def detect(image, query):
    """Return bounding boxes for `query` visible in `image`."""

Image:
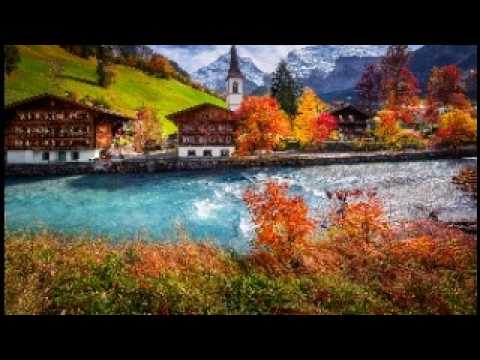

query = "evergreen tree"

[96,45,116,88]
[4,45,20,75]
[271,60,301,127]
[96,60,115,88]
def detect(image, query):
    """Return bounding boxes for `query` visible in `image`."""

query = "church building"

[167,45,244,158]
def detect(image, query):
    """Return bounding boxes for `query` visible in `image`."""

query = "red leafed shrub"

[243,181,316,269]
[323,190,477,314]
[310,113,337,145]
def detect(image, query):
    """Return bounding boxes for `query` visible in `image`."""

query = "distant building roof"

[5,93,134,121]
[330,102,369,118]
[166,103,233,123]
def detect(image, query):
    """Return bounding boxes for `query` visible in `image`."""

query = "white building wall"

[226,77,243,111]
[178,146,235,158]
[7,150,34,164]
[6,149,102,164]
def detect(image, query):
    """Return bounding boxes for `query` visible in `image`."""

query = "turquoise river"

[5,159,477,252]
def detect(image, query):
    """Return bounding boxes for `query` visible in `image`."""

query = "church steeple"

[227,45,243,80]
[226,45,244,111]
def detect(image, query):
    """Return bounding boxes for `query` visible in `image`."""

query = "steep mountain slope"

[304,56,380,94]
[5,45,226,135]
[192,53,266,95]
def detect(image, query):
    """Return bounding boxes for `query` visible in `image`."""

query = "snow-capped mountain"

[285,45,392,79]
[192,53,266,95]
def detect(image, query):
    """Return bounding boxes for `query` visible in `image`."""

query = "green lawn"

[5,45,226,136]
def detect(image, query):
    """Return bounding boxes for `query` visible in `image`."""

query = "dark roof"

[330,103,369,118]
[226,45,244,80]
[165,103,232,122]
[5,93,134,121]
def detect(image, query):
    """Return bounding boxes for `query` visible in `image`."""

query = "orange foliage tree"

[234,96,291,155]
[384,68,420,124]
[373,110,401,144]
[380,46,420,124]
[148,54,176,78]
[425,65,472,124]
[435,109,477,149]
[134,107,163,152]
[329,190,390,244]
[243,181,316,267]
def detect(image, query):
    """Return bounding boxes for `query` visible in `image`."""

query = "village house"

[166,45,243,158]
[4,94,133,163]
[329,102,370,140]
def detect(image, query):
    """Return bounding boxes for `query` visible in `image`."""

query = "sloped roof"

[166,103,232,122]
[330,103,369,118]
[5,93,134,121]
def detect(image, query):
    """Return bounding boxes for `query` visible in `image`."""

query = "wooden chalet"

[4,94,134,163]
[166,103,237,158]
[330,103,370,140]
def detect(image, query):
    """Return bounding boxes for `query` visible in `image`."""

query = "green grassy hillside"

[5,45,226,136]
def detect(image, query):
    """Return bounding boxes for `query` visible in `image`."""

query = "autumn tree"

[373,110,401,145]
[135,107,163,152]
[293,87,329,145]
[4,45,20,75]
[425,65,472,124]
[380,45,420,123]
[310,113,337,146]
[271,60,301,127]
[148,54,176,78]
[356,63,383,116]
[234,96,291,155]
[243,181,315,267]
[435,109,477,149]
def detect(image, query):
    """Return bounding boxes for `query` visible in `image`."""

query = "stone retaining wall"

[5,148,477,177]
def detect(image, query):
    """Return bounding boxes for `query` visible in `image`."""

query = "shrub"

[243,181,316,269]
[434,109,477,149]
[390,129,427,150]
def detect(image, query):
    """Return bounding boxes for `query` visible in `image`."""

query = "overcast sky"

[150,45,423,74]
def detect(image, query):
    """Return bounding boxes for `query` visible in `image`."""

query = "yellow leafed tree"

[293,87,329,145]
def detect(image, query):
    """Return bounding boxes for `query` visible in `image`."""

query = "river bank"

[4,146,477,177]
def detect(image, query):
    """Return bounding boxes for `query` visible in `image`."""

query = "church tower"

[226,45,244,111]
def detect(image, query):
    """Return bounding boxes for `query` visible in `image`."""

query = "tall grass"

[5,218,476,315]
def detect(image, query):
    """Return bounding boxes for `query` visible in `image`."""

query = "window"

[187,150,196,157]
[203,150,212,157]
[220,149,229,157]
[58,151,67,162]
[42,152,50,161]
[232,81,239,94]
[71,151,80,161]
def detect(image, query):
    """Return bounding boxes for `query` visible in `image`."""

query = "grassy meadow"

[4,45,226,136]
